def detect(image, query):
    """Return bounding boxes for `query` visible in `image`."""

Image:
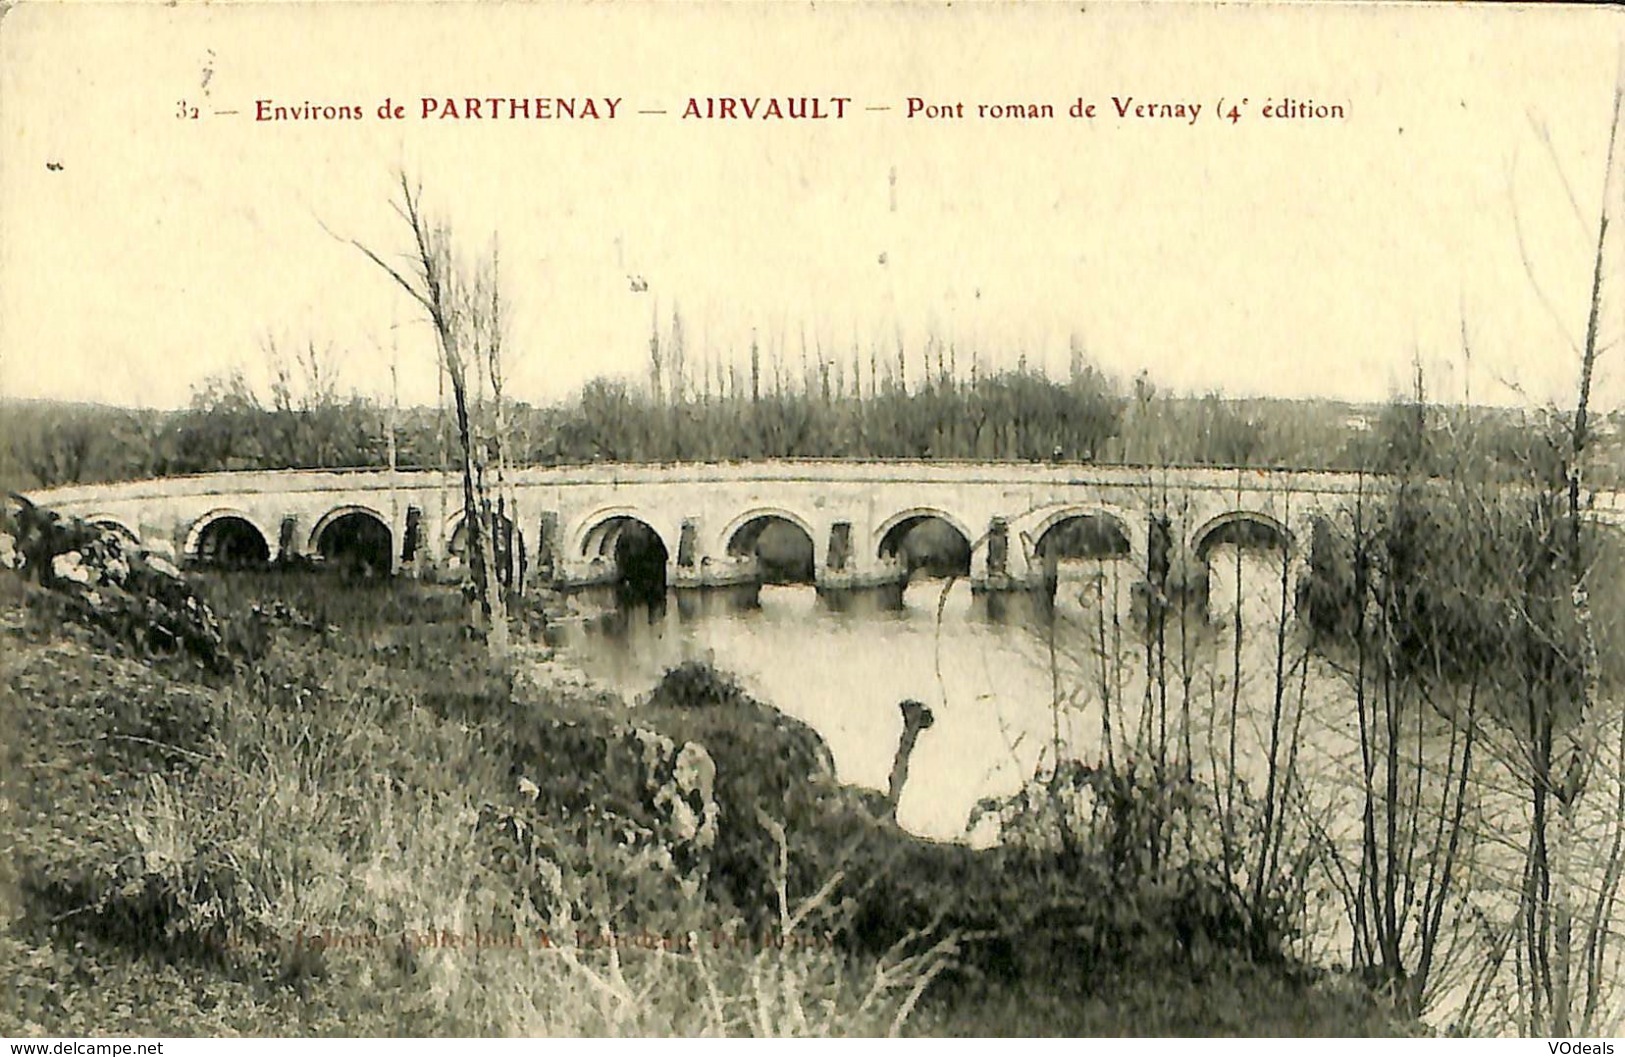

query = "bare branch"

[1507,155,1584,358]
[1528,109,1590,231]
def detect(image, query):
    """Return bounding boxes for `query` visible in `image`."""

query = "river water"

[550,578,1065,841]
[547,554,1311,843]
[545,554,1625,1032]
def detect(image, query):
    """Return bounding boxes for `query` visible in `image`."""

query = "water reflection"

[548,579,1075,842]
[547,554,1448,850]
[548,559,1304,842]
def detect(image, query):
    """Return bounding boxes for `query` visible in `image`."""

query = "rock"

[5,494,231,674]
[51,550,94,585]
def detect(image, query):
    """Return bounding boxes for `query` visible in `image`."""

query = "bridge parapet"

[25,463,1623,616]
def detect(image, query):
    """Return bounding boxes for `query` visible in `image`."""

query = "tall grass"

[2,569,956,1036]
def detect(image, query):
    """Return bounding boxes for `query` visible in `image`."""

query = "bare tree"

[1329,78,1622,1030]
[344,173,511,659]
[1521,72,1623,1036]
[264,336,345,468]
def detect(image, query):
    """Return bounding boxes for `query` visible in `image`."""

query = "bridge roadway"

[23,461,1625,597]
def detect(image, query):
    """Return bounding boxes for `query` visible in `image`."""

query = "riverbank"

[0,535,1417,1035]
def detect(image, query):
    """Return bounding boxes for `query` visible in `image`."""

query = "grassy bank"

[0,562,1415,1036]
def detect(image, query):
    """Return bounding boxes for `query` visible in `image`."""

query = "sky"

[1,2,1622,412]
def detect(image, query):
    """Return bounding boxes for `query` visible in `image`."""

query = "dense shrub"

[968,760,1304,978]
[1298,480,1620,710]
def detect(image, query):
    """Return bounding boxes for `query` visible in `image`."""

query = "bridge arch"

[718,507,817,556]
[573,507,674,561]
[1191,510,1293,560]
[1013,507,1140,612]
[87,515,141,545]
[309,505,394,576]
[574,508,672,599]
[875,507,975,577]
[444,509,526,563]
[185,508,274,567]
[1192,510,1296,623]
[1030,508,1135,562]
[720,508,818,584]
[443,508,528,592]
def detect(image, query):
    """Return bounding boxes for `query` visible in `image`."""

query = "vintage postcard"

[2,0,1624,1042]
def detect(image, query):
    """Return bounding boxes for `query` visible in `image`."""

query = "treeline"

[2,355,1615,493]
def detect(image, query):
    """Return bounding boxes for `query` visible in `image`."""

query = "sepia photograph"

[2,0,1624,1041]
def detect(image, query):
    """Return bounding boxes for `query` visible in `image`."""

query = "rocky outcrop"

[3,495,230,674]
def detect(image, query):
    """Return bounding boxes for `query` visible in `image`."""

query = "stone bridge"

[23,461,1625,606]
